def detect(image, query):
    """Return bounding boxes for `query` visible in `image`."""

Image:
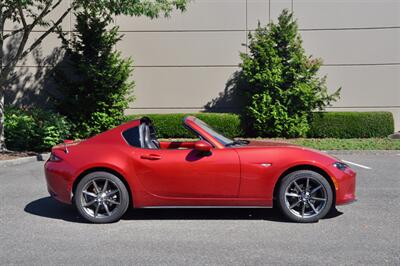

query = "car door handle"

[140,154,162,160]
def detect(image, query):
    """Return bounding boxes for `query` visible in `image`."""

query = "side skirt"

[139,206,273,209]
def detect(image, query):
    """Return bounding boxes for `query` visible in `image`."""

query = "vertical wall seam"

[245,0,248,54]
[268,0,271,23]
[114,15,118,51]
[69,0,72,43]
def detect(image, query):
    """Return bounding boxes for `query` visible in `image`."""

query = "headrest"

[140,116,152,125]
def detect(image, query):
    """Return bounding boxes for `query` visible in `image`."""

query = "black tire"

[74,171,130,223]
[277,170,333,223]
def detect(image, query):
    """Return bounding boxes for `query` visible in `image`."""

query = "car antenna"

[63,140,69,154]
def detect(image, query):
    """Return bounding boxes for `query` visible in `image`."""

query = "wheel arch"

[272,164,336,207]
[72,167,134,208]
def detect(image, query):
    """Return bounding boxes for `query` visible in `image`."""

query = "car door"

[132,147,240,198]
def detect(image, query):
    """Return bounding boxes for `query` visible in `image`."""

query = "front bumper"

[44,160,73,204]
[332,166,357,206]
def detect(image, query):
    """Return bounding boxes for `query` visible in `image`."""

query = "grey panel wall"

[5,0,400,130]
[293,0,400,130]
[4,0,72,108]
[120,0,293,114]
[118,0,399,130]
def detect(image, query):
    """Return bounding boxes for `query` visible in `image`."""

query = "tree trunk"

[0,16,5,152]
[0,66,14,152]
[0,87,5,151]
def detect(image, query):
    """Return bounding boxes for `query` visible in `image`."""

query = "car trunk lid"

[52,139,84,153]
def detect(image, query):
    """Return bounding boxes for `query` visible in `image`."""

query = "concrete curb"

[325,150,400,155]
[0,153,50,167]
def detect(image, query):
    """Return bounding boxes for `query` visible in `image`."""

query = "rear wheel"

[277,170,333,223]
[74,171,129,223]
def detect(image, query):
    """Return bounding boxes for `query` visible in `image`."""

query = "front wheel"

[74,171,130,223]
[277,170,333,223]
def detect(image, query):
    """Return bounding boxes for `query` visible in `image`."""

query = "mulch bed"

[0,151,38,161]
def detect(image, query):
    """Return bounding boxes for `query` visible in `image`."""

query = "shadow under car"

[24,197,342,224]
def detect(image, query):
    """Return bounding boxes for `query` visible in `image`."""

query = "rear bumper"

[44,161,73,204]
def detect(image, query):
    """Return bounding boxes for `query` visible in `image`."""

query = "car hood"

[243,140,339,164]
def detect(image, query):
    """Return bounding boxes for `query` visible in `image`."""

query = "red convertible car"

[44,116,356,223]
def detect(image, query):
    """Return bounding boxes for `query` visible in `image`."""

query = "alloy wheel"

[284,176,328,219]
[80,178,122,218]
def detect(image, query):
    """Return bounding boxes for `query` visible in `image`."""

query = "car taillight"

[49,153,62,162]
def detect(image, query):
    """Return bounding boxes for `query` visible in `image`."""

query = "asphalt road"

[1,151,399,265]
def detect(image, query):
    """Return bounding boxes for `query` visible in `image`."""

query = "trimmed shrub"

[4,107,71,151]
[125,112,394,139]
[125,113,243,138]
[309,112,394,138]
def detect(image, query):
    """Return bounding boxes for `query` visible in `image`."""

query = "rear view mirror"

[194,140,212,152]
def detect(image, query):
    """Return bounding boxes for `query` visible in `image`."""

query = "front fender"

[236,146,339,200]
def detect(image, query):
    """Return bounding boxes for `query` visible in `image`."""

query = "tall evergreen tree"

[52,11,134,138]
[240,9,340,137]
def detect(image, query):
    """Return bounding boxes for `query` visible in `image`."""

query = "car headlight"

[333,162,348,171]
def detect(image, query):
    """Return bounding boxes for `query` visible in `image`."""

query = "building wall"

[117,0,400,131]
[5,0,400,130]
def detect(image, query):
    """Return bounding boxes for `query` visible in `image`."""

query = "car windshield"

[192,118,234,146]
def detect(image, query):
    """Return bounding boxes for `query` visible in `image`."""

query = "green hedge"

[125,113,244,138]
[308,112,394,138]
[126,112,394,139]
[3,110,393,152]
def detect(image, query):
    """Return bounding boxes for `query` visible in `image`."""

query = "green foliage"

[239,9,340,137]
[272,138,400,150]
[124,112,393,139]
[4,107,71,151]
[1,1,55,25]
[309,112,394,138]
[124,113,244,138]
[52,11,134,138]
[76,0,187,18]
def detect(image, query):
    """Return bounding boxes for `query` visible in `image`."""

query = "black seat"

[139,123,159,149]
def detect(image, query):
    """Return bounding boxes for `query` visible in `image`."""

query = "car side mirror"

[194,140,212,152]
